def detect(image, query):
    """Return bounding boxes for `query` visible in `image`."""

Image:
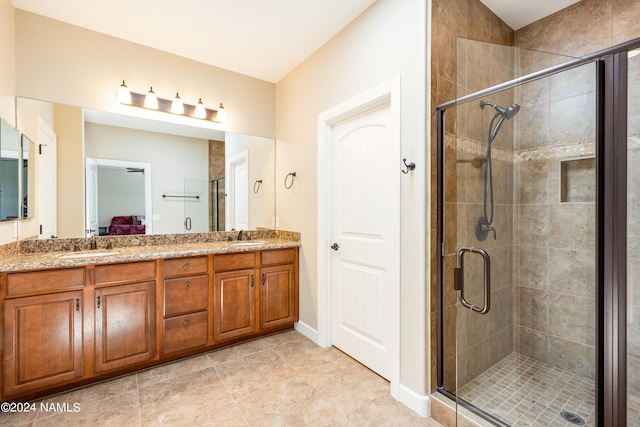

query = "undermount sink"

[229,241,266,246]
[57,251,119,259]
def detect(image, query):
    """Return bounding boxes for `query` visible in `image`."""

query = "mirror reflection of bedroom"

[84,120,222,237]
[82,112,275,237]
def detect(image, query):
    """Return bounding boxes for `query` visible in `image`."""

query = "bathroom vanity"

[0,232,299,402]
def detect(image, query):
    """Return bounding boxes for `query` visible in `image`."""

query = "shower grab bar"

[454,246,491,314]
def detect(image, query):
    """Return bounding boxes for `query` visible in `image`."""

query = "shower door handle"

[454,246,491,314]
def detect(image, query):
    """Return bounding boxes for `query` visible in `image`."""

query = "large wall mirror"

[16,97,276,239]
[0,117,20,221]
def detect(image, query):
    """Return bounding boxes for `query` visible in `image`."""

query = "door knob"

[331,243,340,251]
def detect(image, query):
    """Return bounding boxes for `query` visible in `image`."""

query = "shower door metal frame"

[436,36,640,427]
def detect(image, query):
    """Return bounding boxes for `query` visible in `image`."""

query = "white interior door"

[85,157,98,237]
[226,151,249,230]
[37,116,57,239]
[330,99,399,380]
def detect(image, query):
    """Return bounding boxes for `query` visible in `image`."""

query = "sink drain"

[560,411,586,425]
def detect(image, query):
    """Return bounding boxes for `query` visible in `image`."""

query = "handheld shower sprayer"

[475,100,521,241]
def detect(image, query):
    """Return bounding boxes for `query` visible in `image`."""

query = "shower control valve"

[475,217,497,241]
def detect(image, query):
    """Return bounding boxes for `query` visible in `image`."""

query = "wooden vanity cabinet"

[162,256,210,355]
[260,249,298,330]
[0,246,298,402]
[2,268,85,399]
[93,261,157,373]
[213,252,258,342]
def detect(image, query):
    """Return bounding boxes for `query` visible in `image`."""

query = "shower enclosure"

[436,36,640,426]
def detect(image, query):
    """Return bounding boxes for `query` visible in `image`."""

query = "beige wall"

[275,0,429,400]
[14,11,275,139]
[0,0,16,243]
[0,5,276,245]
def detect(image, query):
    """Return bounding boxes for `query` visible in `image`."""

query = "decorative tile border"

[450,133,640,164]
[514,140,595,162]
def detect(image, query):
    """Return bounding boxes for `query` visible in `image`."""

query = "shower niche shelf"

[560,157,595,203]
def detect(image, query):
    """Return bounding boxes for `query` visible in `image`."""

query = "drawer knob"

[184,320,190,326]
[185,282,191,288]
[183,263,189,270]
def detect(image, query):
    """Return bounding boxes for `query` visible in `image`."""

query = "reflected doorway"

[85,157,152,236]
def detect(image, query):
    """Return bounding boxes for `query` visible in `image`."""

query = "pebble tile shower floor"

[457,352,640,427]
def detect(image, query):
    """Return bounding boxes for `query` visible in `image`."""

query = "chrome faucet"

[237,230,246,241]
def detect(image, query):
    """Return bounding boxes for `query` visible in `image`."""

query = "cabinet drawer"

[94,261,156,285]
[163,311,208,354]
[164,275,209,316]
[164,256,208,278]
[213,252,256,272]
[261,248,296,266]
[6,268,85,297]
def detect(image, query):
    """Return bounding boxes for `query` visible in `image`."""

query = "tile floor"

[0,330,442,427]
[458,353,597,427]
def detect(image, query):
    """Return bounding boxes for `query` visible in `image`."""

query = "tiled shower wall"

[430,0,514,392]
[512,61,597,381]
[432,0,640,394]
[514,0,640,396]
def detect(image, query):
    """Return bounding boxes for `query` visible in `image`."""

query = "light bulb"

[144,87,158,109]
[194,98,206,119]
[216,103,228,123]
[116,80,131,104]
[171,93,184,114]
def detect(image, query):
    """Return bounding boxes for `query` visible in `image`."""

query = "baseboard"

[294,321,319,344]
[399,384,431,418]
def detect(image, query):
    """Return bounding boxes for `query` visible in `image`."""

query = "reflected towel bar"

[162,194,200,200]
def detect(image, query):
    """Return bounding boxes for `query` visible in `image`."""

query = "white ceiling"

[12,0,580,84]
[479,0,581,30]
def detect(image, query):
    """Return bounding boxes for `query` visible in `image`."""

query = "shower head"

[480,100,521,120]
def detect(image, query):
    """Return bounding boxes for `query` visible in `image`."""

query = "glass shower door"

[450,39,598,426]
[183,177,209,233]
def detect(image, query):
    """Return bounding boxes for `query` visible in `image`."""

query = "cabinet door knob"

[184,282,191,288]
[184,320,190,326]
[183,263,189,270]
[75,298,80,311]
[331,243,340,251]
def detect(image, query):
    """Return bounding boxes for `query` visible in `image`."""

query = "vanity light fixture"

[116,82,227,122]
[116,80,132,105]
[216,103,228,123]
[171,93,184,115]
[194,98,206,119]
[144,87,158,109]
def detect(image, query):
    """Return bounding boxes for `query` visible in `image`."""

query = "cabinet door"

[213,269,256,342]
[95,282,156,372]
[3,291,83,398]
[260,264,297,330]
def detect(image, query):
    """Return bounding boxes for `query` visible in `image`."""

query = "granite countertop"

[0,231,300,272]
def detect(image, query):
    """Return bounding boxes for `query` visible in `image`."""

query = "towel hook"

[284,172,296,189]
[402,158,416,174]
[253,179,263,194]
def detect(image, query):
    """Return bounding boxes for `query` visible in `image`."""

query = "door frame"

[317,76,401,398]
[226,150,249,231]
[36,115,56,239]
[85,157,153,235]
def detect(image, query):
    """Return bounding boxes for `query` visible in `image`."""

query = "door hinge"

[39,224,43,234]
